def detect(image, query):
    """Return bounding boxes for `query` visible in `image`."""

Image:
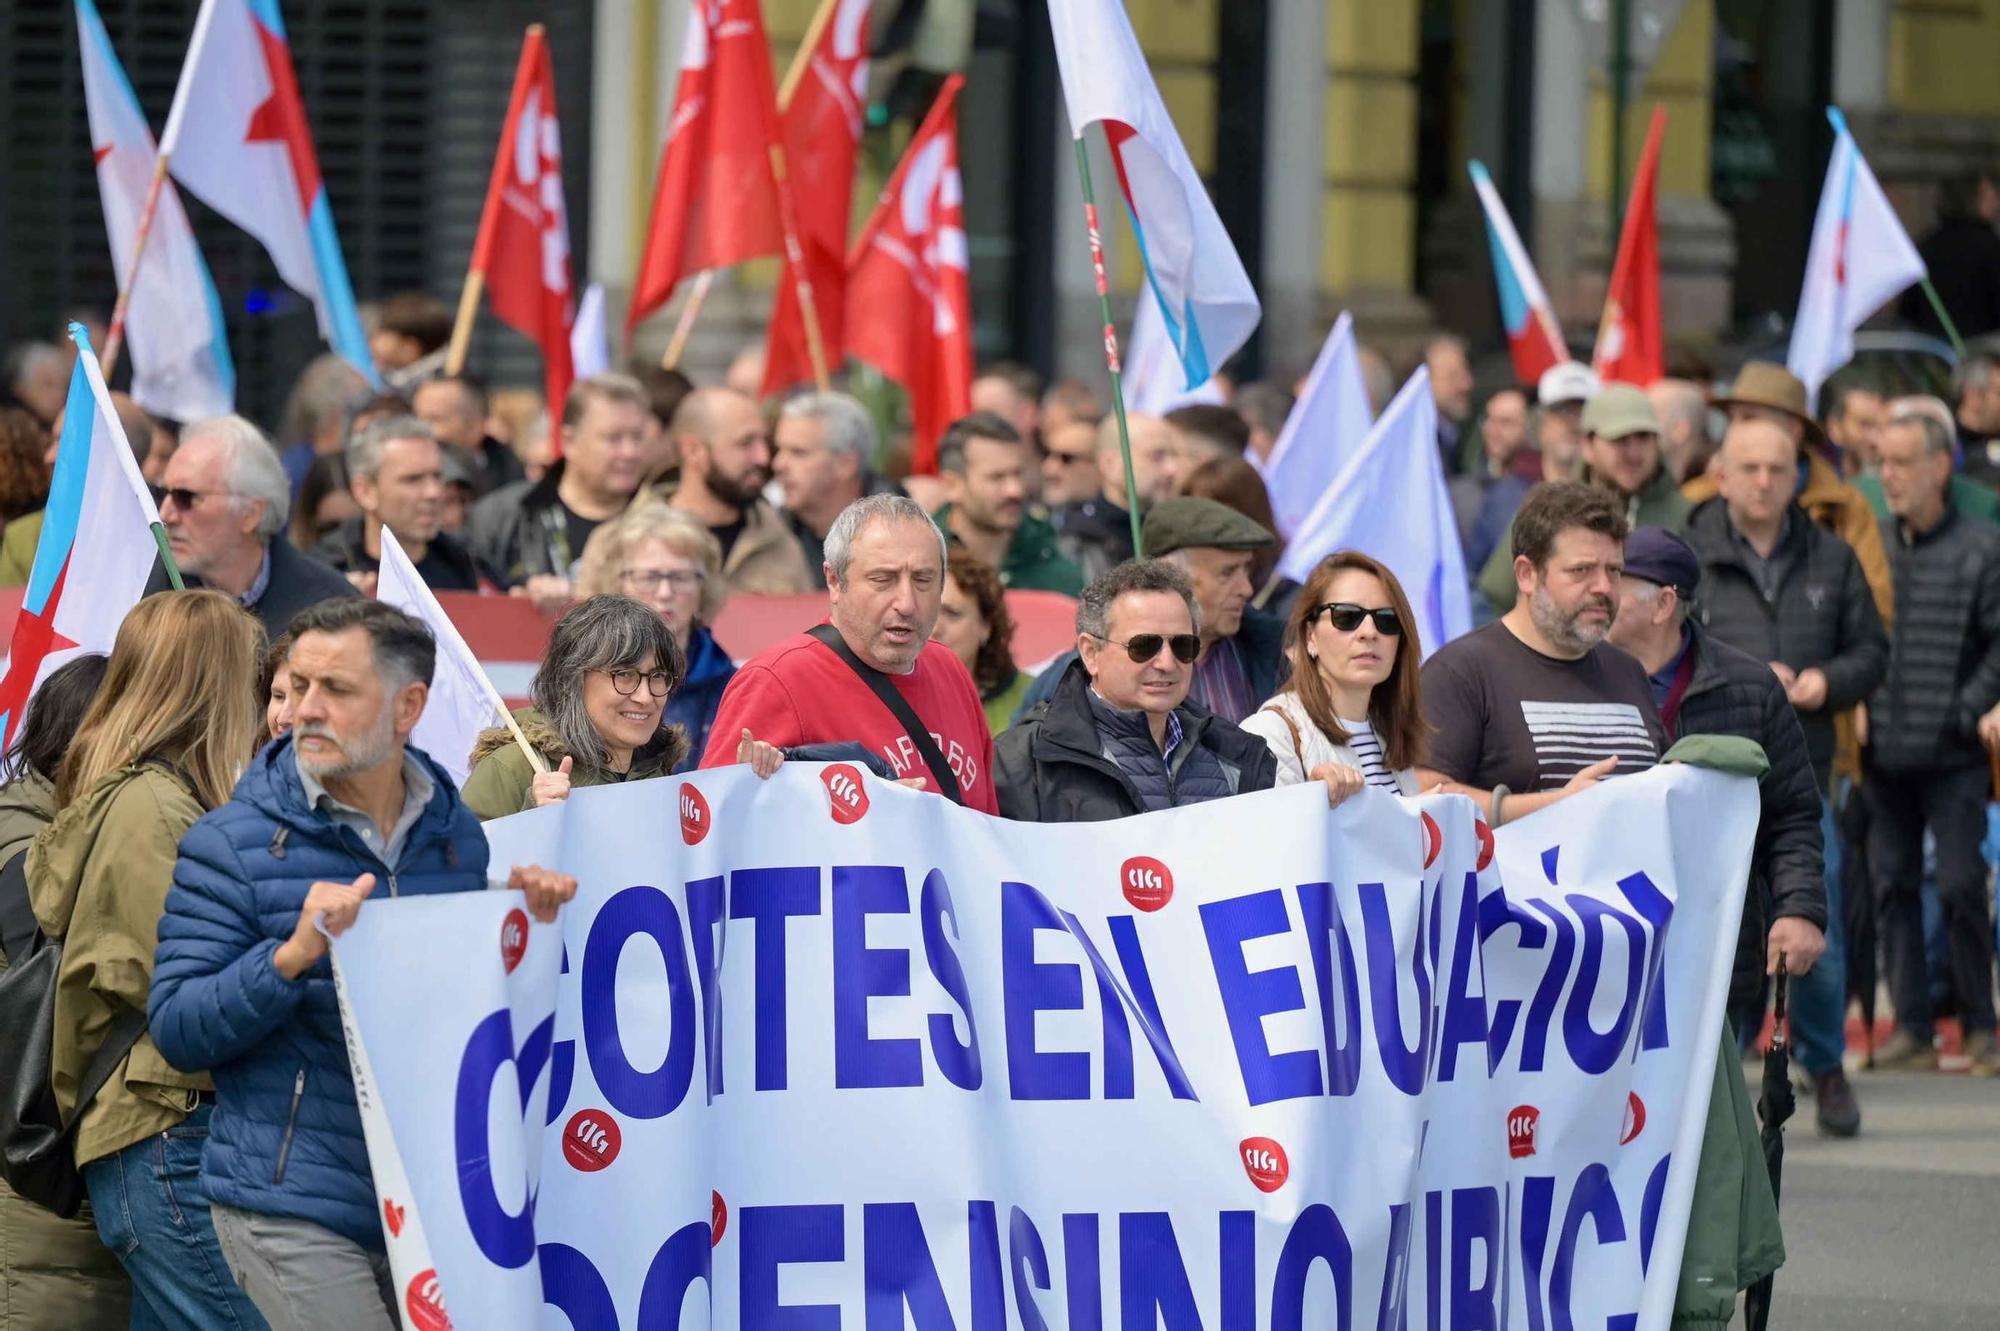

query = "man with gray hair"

[151,413,354,633]
[771,389,901,588]
[315,414,488,593]
[698,494,998,811]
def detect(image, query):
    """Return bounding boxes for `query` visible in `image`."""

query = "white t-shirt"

[1238,692,1419,796]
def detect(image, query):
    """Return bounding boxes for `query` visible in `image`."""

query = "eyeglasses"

[162,487,233,511]
[1098,633,1200,664]
[1045,450,1094,467]
[621,568,704,594]
[597,668,675,697]
[1312,603,1403,635]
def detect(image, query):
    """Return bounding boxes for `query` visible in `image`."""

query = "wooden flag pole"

[443,270,485,377]
[99,154,173,382]
[768,139,833,390]
[1071,133,1145,558]
[662,0,839,379]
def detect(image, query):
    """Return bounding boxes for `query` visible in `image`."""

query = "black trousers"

[1865,763,1998,1036]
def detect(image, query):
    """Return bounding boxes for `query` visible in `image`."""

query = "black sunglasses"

[1312,602,1403,635]
[1101,633,1201,664]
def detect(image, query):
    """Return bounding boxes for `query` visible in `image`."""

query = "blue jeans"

[1790,794,1850,1076]
[82,1102,267,1331]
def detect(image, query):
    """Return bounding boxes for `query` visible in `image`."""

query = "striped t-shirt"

[1338,718,1403,791]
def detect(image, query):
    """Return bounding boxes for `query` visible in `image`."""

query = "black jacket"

[1683,498,1887,788]
[311,518,489,592]
[1900,218,2000,342]
[1869,506,2000,773]
[1668,621,1827,1014]
[1048,497,1136,586]
[1008,605,1289,728]
[995,661,1278,822]
[145,538,356,638]
[466,459,592,586]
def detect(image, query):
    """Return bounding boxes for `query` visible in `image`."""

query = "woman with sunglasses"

[1241,551,1428,803]
[463,595,691,819]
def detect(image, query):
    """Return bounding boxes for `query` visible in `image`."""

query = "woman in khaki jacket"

[28,591,267,1329]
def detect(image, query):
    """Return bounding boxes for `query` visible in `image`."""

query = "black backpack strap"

[68,1007,147,1129]
[806,624,965,805]
[0,850,40,968]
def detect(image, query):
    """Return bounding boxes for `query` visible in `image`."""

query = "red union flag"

[844,76,971,475]
[762,0,872,395]
[628,0,787,334]
[1593,104,1665,386]
[470,26,574,428]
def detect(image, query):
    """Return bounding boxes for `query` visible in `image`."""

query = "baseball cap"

[1623,525,1701,598]
[1538,361,1601,408]
[1581,383,1660,440]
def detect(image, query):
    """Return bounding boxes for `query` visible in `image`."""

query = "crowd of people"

[3,273,2000,1328]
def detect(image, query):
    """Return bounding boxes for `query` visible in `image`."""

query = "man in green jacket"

[1480,384,1692,610]
[934,411,1084,595]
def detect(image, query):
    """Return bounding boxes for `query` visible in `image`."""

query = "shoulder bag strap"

[67,1007,148,1130]
[1260,703,1308,770]
[807,624,965,805]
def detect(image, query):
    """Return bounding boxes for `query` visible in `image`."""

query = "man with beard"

[934,412,1082,594]
[1418,482,1666,823]
[666,385,812,595]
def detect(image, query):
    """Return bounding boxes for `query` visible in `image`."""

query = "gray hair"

[822,494,946,586]
[1075,558,1200,640]
[778,391,877,467]
[1953,349,2000,402]
[1625,576,1689,625]
[345,414,436,482]
[533,595,687,771]
[185,413,291,538]
[1886,399,1955,456]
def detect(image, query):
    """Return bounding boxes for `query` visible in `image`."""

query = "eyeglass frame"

[593,666,677,698]
[1091,632,1201,665]
[1308,602,1403,636]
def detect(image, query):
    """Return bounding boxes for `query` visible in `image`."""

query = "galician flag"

[1470,160,1568,384]
[77,0,234,425]
[1788,108,1927,404]
[375,529,510,788]
[1253,311,1374,541]
[0,326,163,746]
[159,0,377,386]
[1124,289,1224,416]
[1049,0,1259,390]
[1277,366,1471,658]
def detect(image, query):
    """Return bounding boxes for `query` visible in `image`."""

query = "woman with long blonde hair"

[28,590,266,1329]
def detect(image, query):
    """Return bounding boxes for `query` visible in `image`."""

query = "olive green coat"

[461,708,690,821]
[27,763,210,1168]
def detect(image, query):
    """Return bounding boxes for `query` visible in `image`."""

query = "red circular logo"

[1421,811,1443,869]
[1239,1136,1290,1192]
[1474,817,1495,871]
[500,908,529,974]
[711,1190,728,1246]
[1621,1091,1647,1145]
[1120,856,1174,911]
[404,1269,452,1331]
[821,764,871,824]
[562,1108,622,1172]
[679,784,711,845]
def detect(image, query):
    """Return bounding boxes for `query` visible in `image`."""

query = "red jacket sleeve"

[697,665,807,767]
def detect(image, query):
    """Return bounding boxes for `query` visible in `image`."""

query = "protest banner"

[332,760,1754,1330]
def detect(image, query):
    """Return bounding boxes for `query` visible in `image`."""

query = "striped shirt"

[1338,718,1402,791]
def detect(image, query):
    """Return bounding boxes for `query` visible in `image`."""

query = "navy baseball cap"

[1623,525,1700,597]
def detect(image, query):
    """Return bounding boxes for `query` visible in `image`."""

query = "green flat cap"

[1141,497,1275,557]
[1581,383,1660,440]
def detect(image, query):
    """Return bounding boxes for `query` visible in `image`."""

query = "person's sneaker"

[1964,1030,2000,1078]
[1872,1028,1939,1071]
[1814,1070,1861,1136]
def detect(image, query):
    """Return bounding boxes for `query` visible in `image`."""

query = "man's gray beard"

[295,709,399,781]
[1529,586,1607,655]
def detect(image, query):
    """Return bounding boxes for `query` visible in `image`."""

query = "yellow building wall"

[1584,0,1713,203]
[1888,0,2000,116]
[1321,0,1421,292]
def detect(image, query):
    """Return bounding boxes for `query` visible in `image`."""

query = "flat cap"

[1140,497,1275,557]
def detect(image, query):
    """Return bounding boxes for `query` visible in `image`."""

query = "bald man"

[666,386,812,595]
[1047,412,1184,583]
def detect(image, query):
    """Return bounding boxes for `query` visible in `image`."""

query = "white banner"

[333,760,1755,1331]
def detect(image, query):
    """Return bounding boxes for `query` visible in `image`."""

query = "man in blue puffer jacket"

[149,598,575,1331]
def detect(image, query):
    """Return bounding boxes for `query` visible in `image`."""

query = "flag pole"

[1920,278,1967,357]
[777,0,840,107]
[661,270,713,369]
[1071,133,1145,558]
[768,140,833,390]
[149,524,185,590]
[443,270,484,376]
[98,154,173,382]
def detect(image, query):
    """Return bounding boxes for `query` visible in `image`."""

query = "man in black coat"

[1867,407,2000,1076]
[996,559,1282,822]
[1608,528,1843,1128]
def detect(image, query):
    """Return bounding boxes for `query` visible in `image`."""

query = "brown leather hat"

[1713,361,1826,448]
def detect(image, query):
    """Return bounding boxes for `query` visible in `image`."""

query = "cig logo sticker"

[1120,856,1173,911]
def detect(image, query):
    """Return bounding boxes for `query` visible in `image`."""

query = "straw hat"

[1713,361,1826,448]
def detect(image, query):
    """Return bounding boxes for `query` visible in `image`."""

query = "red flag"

[845,76,971,475]
[761,0,872,396]
[468,26,575,429]
[1593,105,1666,386]
[628,0,788,335]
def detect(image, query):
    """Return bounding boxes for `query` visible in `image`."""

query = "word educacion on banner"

[333,761,1756,1331]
